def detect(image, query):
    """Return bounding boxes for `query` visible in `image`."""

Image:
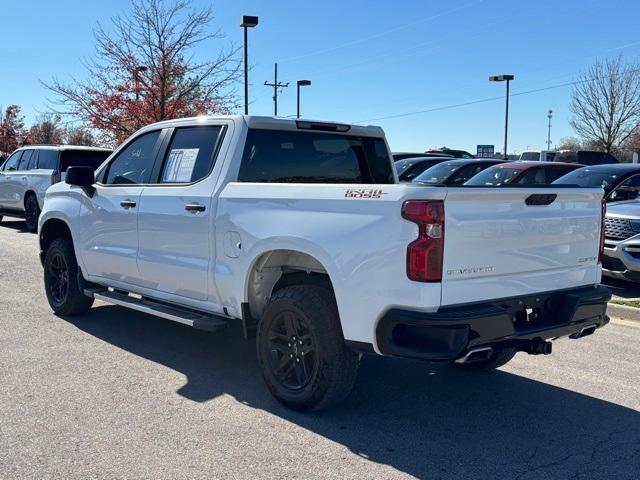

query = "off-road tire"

[257,285,360,411]
[454,347,518,371]
[24,194,40,233]
[44,237,94,315]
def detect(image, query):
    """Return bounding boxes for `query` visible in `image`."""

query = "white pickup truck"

[38,115,611,410]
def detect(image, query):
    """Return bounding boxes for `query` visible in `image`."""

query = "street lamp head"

[297,80,311,87]
[489,74,515,82]
[241,15,259,28]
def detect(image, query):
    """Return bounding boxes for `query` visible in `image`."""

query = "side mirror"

[66,166,95,197]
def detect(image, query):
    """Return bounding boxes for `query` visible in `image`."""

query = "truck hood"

[605,200,640,219]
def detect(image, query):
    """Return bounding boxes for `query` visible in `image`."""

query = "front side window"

[37,150,59,170]
[610,174,640,202]
[238,129,393,184]
[104,131,161,185]
[159,126,223,183]
[1,151,22,171]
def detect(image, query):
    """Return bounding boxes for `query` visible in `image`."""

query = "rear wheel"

[44,237,94,315]
[454,347,517,371]
[24,194,40,232]
[257,285,359,411]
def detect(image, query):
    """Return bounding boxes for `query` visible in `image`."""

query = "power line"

[279,0,485,64]
[354,68,640,124]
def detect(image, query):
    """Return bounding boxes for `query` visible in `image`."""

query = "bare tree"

[570,56,640,153]
[557,136,582,151]
[65,126,99,146]
[44,0,241,144]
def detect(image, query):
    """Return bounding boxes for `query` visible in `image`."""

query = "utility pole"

[264,63,289,116]
[547,109,553,150]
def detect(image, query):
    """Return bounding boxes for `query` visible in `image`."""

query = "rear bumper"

[376,285,611,361]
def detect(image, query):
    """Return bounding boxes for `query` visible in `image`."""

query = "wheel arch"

[244,249,337,322]
[39,218,73,266]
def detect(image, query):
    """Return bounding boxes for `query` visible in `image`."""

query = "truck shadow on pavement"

[66,305,640,479]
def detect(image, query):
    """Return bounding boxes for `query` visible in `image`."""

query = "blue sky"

[1,0,639,154]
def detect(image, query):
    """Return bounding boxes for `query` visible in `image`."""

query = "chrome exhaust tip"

[569,324,597,339]
[455,347,494,364]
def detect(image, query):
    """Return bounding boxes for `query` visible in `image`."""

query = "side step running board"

[85,288,228,332]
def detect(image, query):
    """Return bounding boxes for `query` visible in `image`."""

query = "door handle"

[185,203,206,213]
[120,199,137,209]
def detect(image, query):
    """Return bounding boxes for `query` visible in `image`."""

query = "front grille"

[605,217,635,240]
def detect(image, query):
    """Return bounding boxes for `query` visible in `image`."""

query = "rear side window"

[159,126,223,183]
[37,150,59,170]
[60,150,111,172]
[398,160,440,182]
[516,167,547,185]
[546,166,577,183]
[1,151,22,171]
[104,131,161,185]
[25,150,38,170]
[17,150,33,171]
[238,129,393,184]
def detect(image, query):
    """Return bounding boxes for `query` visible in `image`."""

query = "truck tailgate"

[440,187,603,306]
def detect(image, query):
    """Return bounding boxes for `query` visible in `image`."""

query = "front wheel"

[44,237,94,315]
[257,285,360,411]
[24,195,40,233]
[453,347,517,371]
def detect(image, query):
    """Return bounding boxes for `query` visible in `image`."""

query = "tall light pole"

[133,65,148,101]
[240,15,259,115]
[296,80,311,118]
[490,74,514,159]
[547,109,553,150]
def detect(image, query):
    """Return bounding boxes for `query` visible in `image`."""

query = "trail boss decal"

[344,188,387,199]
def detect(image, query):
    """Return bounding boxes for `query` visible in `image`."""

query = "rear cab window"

[238,129,393,184]
[60,150,112,172]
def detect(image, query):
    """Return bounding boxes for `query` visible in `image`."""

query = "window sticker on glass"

[163,148,199,182]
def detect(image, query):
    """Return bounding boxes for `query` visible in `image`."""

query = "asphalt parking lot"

[1,218,639,480]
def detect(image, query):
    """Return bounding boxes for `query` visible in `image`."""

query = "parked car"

[518,150,556,162]
[601,200,640,282]
[553,163,640,203]
[394,156,451,182]
[412,159,504,186]
[393,151,452,161]
[553,150,618,165]
[425,148,475,159]
[38,115,610,411]
[464,161,583,186]
[0,145,112,232]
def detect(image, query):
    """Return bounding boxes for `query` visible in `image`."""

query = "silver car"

[0,145,112,232]
[602,200,640,282]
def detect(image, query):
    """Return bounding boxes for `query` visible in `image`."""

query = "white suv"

[0,145,112,231]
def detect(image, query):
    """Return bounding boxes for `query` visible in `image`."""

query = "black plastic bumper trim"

[376,285,611,361]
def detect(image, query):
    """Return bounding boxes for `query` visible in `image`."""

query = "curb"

[608,303,640,323]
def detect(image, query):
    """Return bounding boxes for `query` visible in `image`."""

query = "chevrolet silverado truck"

[38,115,611,411]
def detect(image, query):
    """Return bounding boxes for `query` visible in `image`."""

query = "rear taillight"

[599,198,606,263]
[402,200,444,282]
[51,171,61,185]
